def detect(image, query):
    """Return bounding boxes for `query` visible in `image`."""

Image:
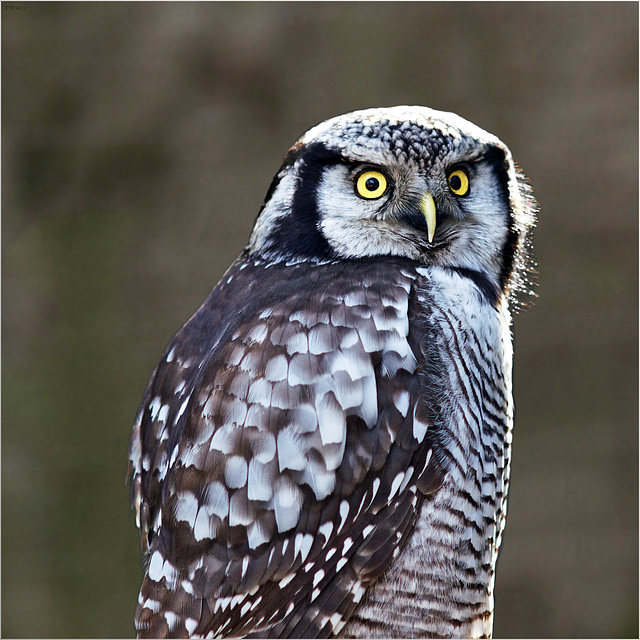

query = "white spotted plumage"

[128,106,536,638]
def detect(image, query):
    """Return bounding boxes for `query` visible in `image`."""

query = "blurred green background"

[2,2,638,638]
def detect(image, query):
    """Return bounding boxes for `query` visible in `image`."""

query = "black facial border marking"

[260,142,358,260]
[255,142,305,221]
[443,145,516,308]
[482,145,521,296]
[450,266,500,307]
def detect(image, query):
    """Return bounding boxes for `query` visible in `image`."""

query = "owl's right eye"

[355,170,389,199]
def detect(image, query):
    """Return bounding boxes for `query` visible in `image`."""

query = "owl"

[128,106,536,639]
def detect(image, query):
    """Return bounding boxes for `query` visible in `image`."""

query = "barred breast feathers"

[342,266,513,639]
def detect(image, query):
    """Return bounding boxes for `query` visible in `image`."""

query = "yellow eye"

[448,169,469,196]
[355,171,388,199]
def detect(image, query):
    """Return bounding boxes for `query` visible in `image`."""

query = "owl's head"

[248,106,536,303]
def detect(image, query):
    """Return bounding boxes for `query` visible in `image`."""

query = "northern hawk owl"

[128,106,537,639]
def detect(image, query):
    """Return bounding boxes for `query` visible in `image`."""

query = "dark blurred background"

[2,2,638,638]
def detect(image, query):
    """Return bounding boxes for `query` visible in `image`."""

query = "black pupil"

[365,176,380,192]
[449,174,462,191]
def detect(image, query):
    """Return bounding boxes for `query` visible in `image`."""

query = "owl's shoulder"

[171,255,426,355]
[129,255,424,521]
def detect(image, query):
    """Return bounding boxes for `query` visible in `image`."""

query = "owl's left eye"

[448,169,470,196]
[355,170,388,199]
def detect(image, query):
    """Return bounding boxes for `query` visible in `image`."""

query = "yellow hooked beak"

[420,193,437,243]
